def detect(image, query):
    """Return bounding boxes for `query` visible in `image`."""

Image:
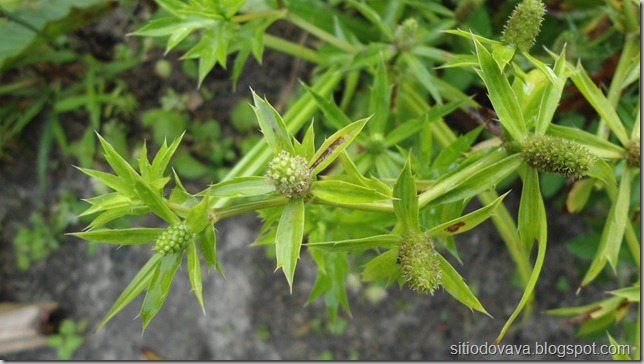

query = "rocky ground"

[0,3,621,360]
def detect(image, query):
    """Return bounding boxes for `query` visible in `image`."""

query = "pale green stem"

[264,34,321,64]
[635,303,641,360]
[232,10,285,23]
[285,13,360,54]
[624,214,640,268]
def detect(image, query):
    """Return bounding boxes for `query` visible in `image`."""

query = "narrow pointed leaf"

[305,234,399,252]
[428,191,509,237]
[607,333,632,360]
[187,241,205,312]
[608,285,640,302]
[369,58,392,133]
[151,133,184,180]
[403,53,442,104]
[96,133,137,183]
[300,121,316,162]
[472,37,526,141]
[169,170,196,206]
[566,179,594,213]
[362,249,399,282]
[518,167,541,248]
[95,254,162,332]
[71,228,164,245]
[200,223,224,275]
[438,254,489,315]
[495,201,547,343]
[252,91,295,155]
[141,252,183,330]
[547,124,625,159]
[85,206,150,231]
[275,198,305,291]
[133,177,181,224]
[79,194,134,217]
[186,189,210,234]
[569,63,630,146]
[345,0,393,40]
[533,48,567,135]
[208,176,273,198]
[303,83,352,130]
[311,180,391,205]
[310,117,369,175]
[430,154,522,205]
[393,158,419,232]
[138,142,151,179]
[582,167,632,286]
[443,29,503,45]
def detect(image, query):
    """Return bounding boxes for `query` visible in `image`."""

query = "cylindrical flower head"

[397,233,442,295]
[266,151,312,198]
[521,135,597,179]
[394,18,418,51]
[501,0,546,52]
[154,222,194,255]
[626,140,640,168]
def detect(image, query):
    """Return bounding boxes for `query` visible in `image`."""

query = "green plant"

[12,192,82,270]
[46,318,88,360]
[70,0,639,355]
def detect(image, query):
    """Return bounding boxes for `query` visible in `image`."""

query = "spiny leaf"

[393,157,419,233]
[305,234,399,252]
[187,241,205,313]
[133,177,180,225]
[310,117,369,175]
[95,254,162,332]
[141,252,183,331]
[311,180,391,205]
[438,254,490,316]
[251,90,295,155]
[207,176,273,198]
[186,189,210,234]
[427,191,509,237]
[275,198,305,292]
[70,228,164,245]
[472,36,527,141]
[362,249,399,282]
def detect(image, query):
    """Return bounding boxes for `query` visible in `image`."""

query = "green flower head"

[397,232,442,295]
[266,150,312,198]
[502,0,546,52]
[521,135,597,179]
[154,222,194,255]
[626,140,640,168]
[394,18,418,51]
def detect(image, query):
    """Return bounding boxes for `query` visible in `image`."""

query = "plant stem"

[232,10,285,23]
[285,13,360,54]
[624,222,640,268]
[264,34,321,64]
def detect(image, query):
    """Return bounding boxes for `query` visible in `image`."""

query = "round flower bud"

[501,0,546,52]
[266,151,312,198]
[154,222,194,255]
[397,233,442,295]
[521,135,597,179]
[625,140,640,168]
[394,18,418,51]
